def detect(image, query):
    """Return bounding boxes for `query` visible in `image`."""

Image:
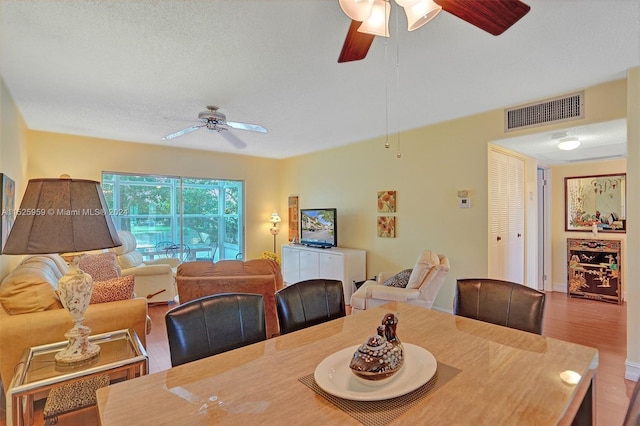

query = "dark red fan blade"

[434,0,530,36]
[338,19,376,63]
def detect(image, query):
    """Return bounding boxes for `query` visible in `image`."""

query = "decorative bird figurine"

[349,313,404,383]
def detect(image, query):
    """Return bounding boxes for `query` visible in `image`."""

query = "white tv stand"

[281,244,366,304]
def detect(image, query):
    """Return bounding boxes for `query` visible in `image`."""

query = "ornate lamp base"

[55,260,101,366]
[55,324,101,365]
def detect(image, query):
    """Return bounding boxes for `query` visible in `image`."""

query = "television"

[300,208,337,248]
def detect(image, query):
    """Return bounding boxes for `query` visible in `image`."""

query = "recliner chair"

[350,250,449,313]
[454,278,546,334]
[109,230,179,303]
[165,293,266,367]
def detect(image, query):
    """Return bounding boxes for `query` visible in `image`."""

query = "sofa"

[109,230,180,303]
[176,259,284,338]
[0,254,148,397]
[350,250,450,313]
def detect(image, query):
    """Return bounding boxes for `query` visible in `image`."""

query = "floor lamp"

[269,212,281,253]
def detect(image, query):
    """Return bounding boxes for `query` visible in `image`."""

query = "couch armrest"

[0,297,148,395]
[145,258,180,268]
[368,284,421,301]
[121,264,173,277]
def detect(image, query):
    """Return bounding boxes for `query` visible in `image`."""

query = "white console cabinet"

[281,245,366,304]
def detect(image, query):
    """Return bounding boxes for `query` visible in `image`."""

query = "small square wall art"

[377,190,396,213]
[377,216,395,238]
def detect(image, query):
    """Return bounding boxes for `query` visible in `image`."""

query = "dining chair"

[453,278,546,334]
[165,293,266,367]
[275,279,345,335]
[624,378,640,426]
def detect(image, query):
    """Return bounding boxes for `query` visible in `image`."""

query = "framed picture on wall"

[565,173,626,233]
[1,174,16,252]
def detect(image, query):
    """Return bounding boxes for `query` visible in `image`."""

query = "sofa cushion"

[0,255,65,314]
[79,252,121,281]
[90,275,135,304]
[382,269,412,288]
[406,250,440,289]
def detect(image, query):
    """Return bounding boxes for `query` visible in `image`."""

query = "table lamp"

[3,176,122,365]
[269,212,281,253]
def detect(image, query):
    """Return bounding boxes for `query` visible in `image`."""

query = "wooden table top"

[96,302,598,425]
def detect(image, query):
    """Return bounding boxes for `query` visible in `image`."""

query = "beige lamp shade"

[398,0,442,31]
[338,0,374,21]
[358,0,391,37]
[3,178,122,255]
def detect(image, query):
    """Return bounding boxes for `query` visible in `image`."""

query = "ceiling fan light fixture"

[397,0,442,31]
[557,137,581,151]
[339,0,375,21]
[358,0,391,37]
[404,0,442,30]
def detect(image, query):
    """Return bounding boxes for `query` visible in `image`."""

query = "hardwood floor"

[1,292,633,425]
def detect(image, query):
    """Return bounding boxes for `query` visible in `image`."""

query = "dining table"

[96,302,598,425]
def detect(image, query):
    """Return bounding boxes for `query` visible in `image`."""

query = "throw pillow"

[90,275,135,304]
[382,269,413,288]
[79,252,120,281]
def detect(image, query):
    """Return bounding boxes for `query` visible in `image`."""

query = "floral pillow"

[79,252,121,281]
[90,275,135,304]
[382,269,413,288]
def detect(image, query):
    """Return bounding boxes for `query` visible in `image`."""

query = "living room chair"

[275,279,345,335]
[165,293,266,367]
[350,250,450,313]
[454,278,546,335]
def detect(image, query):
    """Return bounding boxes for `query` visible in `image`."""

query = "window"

[102,173,244,261]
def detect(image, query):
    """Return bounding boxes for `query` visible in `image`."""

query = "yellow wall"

[625,67,640,376]
[0,77,28,276]
[26,132,282,261]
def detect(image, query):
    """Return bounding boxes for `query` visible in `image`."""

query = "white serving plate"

[313,343,437,401]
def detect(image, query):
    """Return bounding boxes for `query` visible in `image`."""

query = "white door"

[489,150,525,283]
[507,155,525,283]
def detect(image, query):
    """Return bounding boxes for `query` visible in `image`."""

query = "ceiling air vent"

[505,91,584,132]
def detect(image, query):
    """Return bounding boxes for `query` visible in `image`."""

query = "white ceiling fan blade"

[226,121,267,133]
[220,130,248,149]
[162,125,205,140]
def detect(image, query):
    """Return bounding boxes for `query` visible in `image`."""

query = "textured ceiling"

[1,0,639,162]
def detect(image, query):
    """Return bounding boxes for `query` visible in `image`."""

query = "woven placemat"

[299,362,460,426]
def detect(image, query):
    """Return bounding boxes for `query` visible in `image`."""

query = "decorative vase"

[349,313,404,385]
[54,264,101,365]
[592,223,598,237]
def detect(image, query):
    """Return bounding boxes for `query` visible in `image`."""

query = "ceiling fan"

[162,106,267,149]
[338,0,531,63]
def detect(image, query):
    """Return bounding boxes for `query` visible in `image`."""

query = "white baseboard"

[626,361,640,381]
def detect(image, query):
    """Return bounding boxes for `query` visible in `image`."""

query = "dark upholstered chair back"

[624,378,640,426]
[454,278,546,334]
[275,279,346,335]
[165,293,266,367]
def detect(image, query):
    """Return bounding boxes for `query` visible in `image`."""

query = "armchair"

[109,231,179,303]
[350,250,449,313]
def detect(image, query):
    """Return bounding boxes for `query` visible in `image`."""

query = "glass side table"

[7,328,148,426]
